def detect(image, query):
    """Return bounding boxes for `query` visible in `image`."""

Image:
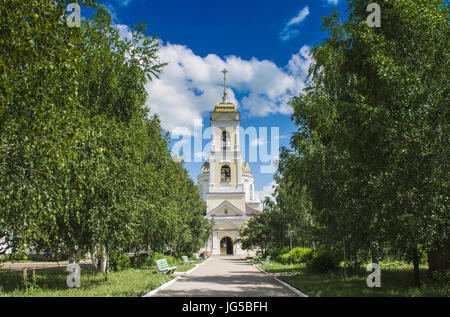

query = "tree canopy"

[0,1,212,272]
[240,0,449,285]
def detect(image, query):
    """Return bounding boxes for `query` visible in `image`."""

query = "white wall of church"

[242,174,255,202]
[214,160,239,189]
[206,196,246,214]
[198,94,258,256]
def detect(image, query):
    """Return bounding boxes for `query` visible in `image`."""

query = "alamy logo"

[67,3,81,28]
[170,120,280,174]
[366,3,381,28]
[66,263,81,288]
[366,263,381,287]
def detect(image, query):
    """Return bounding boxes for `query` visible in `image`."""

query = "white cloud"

[255,181,277,208]
[113,25,312,135]
[115,23,132,40]
[116,0,132,6]
[144,43,312,133]
[324,0,340,6]
[286,6,310,27]
[279,6,310,41]
[286,45,314,79]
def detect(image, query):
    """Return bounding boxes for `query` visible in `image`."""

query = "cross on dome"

[222,68,228,103]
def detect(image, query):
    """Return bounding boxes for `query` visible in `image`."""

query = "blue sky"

[94,0,348,202]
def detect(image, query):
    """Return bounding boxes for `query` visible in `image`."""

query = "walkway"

[151,255,299,297]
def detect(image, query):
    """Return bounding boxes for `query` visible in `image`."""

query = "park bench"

[155,259,177,274]
[260,256,271,265]
[195,253,207,261]
[182,255,194,265]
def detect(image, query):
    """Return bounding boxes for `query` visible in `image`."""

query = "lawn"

[160,255,203,273]
[0,255,202,297]
[0,266,172,297]
[259,261,449,297]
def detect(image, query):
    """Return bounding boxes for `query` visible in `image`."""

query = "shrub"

[135,254,152,268]
[267,247,291,263]
[278,253,292,264]
[291,247,315,264]
[109,252,132,271]
[306,249,339,273]
[267,247,290,259]
[269,247,315,264]
[150,252,179,266]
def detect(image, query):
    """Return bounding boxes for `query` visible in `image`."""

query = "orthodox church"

[198,70,261,256]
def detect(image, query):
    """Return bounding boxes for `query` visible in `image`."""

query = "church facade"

[198,70,261,256]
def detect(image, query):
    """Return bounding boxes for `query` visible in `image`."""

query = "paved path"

[152,255,299,297]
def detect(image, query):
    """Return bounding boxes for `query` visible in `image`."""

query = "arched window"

[221,165,231,182]
[221,130,230,150]
[249,184,254,201]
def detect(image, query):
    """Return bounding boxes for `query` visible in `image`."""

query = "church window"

[221,165,231,182]
[250,184,254,201]
[221,130,230,150]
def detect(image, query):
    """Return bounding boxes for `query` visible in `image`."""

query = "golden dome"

[213,102,237,112]
[242,160,251,174]
[200,161,210,174]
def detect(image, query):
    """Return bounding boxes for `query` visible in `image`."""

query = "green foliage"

[264,261,448,297]
[150,252,179,266]
[272,0,449,285]
[0,267,172,297]
[267,247,290,258]
[269,247,315,264]
[306,250,339,273]
[109,253,132,272]
[239,200,295,252]
[278,253,292,264]
[239,212,273,252]
[291,247,315,264]
[0,1,211,277]
[150,252,164,261]
[135,254,152,268]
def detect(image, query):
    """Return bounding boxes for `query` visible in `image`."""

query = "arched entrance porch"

[220,237,233,255]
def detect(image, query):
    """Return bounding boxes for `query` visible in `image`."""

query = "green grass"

[0,266,173,297]
[259,261,449,297]
[174,261,201,272]
[159,255,202,272]
[0,255,203,297]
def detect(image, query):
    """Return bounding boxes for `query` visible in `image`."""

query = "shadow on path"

[152,256,298,297]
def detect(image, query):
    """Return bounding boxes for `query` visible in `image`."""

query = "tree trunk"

[412,247,421,286]
[353,257,360,272]
[100,246,108,274]
[342,235,347,280]
[370,244,378,264]
[90,250,99,272]
[134,245,140,268]
[75,249,81,264]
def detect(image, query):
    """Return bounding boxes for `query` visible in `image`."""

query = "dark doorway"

[220,237,233,255]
